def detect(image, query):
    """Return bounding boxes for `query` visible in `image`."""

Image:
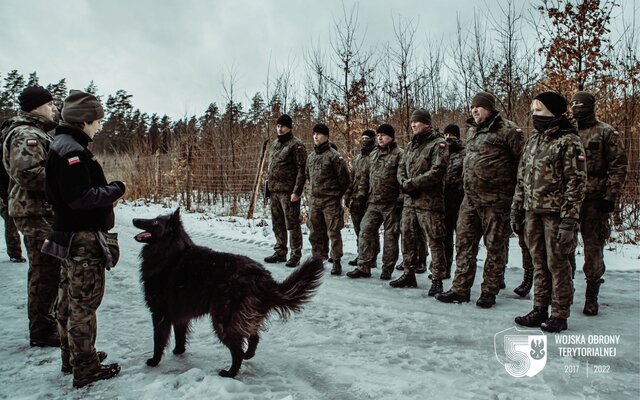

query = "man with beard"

[347,124,403,280]
[344,129,376,267]
[570,91,628,316]
[393,109,448,296]
[306,123,350,275]
[436,92,524,308]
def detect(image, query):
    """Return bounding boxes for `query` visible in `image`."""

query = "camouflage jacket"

[344,143,374,205]
[463,113,524,207]
[577,121,628,202]
[512,120,587,220]
[266,132,307,196]
[357,142,403,206]
[398,130,449,211]
[306,141,350,199]
[444,138,465,202]
[2,111,56,218]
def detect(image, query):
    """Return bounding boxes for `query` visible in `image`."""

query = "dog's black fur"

[133,209,323,378]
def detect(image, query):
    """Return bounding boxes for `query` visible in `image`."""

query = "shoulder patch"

[439,143,446,148]
[577,154,585,161]
[613,130,620,135]
[26,139,38,146]
[67,156,81,165]
[516,128,523,132]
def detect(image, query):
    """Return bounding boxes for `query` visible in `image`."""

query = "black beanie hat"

[410,109,431,125]
[570,91,596,107]
[362,129,375,139]
[471,91,497,111]
[376,123,395,138]
[313,123,329,136]
[534,91,567,117]
[61,90,104,123]
[443,124,460,138]
[19,85,53,112]
[276,114,292,129]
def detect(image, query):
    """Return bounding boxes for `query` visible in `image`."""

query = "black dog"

[133,209,323,377]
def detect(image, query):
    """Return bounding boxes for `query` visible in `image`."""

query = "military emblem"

[494,326,547,377]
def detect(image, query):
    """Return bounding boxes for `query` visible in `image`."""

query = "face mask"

[571,105,594,120]
[532,115,559,132]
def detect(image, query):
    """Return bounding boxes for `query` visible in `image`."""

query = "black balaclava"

[571,91,597,129]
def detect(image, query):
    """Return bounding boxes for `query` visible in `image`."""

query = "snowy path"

[0,202,638,399]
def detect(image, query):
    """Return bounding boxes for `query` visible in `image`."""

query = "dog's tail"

[273,257,324,319]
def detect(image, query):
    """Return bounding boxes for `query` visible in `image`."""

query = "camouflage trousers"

[269,191,302,261]
[400,206,446,278]
[579,200,610,281]
[13,216,60,339]
[56,231,106,372]
[357,203,400,274]
[307,197,344,260]
[524,212,575,319]
[505,231,534,272]
[349,198,367,250]
[451,198,510,296]
[0,201,23,259]
[444,194,463,275]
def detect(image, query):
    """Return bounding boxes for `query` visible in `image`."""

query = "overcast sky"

[0,0,635,118]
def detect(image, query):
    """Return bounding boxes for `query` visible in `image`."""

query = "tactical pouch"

[97,231,120,270]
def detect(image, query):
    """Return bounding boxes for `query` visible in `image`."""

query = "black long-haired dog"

[133,209,323,378]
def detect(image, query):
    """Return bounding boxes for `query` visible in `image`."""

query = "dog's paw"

[146,357,160,367]
[173,346,186,355]
[243,351,255,360]
[218,369,237,378]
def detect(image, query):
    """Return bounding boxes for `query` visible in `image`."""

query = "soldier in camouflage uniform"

[2,86,60,346]
[344,129,376,267]
[0,120,25,263]
[264,114,307,268]
[306,123,350,275]
[393,109,448,296]
[346,124,403,280]
[436,92,524,308]
[442,124,465,279]
[44,90,124,387]
[512,92,586,333]
[570,91,628,316]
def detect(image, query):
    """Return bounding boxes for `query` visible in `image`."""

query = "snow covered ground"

[0,202,638,400]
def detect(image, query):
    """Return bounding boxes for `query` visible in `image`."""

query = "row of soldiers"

[263,90,628,333]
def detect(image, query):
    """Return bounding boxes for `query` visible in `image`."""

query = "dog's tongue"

[134,232,152,241]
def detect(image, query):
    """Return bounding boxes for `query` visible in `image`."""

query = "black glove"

[510,209,525,235]
[595,199,615,213]
[556,218,578,246]
[402,180,421,199]
[111,181,126,195]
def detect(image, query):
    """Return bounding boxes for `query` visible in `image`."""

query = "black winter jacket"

[45,123,124,232]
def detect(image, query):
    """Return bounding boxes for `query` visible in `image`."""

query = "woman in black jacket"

[44,90,125,388]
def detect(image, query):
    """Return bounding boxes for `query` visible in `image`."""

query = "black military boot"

[346,268,371,278]
[348,257,358,266]
[10,256,26,263]
[30,330,61,347]
[73,363,121,388]
[435,290,470,303]
[62,351,108,374]
[389,272,417,288]
[379,270,392,280]
[285,258,300,268]
[541,317,568,333]
[583,278,604,316]
[330,260,342,276]
[395,262,404,271]
[513,269,533,297]
[416,263,427,274]
[476,292,496,308]
[264,253,286,263]
[515,306,549,327]
[427,279,443,297]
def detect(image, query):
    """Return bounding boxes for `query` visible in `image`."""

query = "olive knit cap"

[62,90,104,123]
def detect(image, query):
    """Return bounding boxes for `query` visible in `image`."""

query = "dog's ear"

[169,207,182,227]
[174,208,181,217]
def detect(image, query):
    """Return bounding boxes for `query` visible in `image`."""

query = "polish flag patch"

[67,156,81,165]
[26,139,37,146]
[578,154,585,161]
[439,143,446,148]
